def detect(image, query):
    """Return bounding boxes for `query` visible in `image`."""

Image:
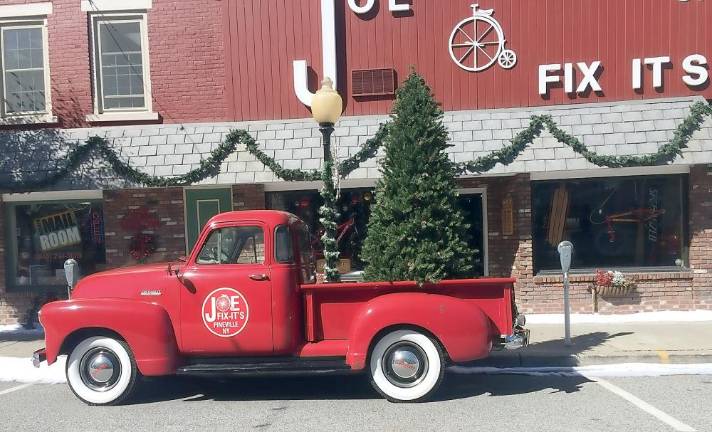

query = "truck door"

[179,223,273,355]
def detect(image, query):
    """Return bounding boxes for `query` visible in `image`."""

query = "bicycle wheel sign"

[449,4,517,72]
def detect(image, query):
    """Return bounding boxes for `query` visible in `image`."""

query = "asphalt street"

[1,372,711,432]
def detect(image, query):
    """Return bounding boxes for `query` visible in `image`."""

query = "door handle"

[249,273,269,281]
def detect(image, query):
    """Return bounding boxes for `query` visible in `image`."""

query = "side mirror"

[64,259,79,298]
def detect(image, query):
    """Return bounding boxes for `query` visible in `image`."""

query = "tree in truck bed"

[361,71,475,284]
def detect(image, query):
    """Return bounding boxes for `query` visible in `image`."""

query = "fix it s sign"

[202,288,250,337]
[294,2,710,105]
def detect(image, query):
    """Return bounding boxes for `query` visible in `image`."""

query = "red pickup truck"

[34,210,528,405]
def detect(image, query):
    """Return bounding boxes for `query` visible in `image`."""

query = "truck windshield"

[196,226,264,265]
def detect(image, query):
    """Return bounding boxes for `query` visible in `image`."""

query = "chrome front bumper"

[32,348,47,368]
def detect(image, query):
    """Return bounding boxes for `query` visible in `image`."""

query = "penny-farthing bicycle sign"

[449,4,517,72]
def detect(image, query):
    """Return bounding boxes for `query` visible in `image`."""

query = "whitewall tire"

[66,336,139,406]
[369,329,445,402]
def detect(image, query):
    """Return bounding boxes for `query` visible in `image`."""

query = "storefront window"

[267,188,374,272]
[5,200,106,292]
[532,175,687,272]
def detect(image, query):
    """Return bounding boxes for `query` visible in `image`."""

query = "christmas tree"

[362,72,475,284]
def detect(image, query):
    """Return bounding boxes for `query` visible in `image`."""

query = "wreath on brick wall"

[0,101,710,192]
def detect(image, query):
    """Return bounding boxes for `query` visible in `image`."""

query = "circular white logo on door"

[201,288,250,337]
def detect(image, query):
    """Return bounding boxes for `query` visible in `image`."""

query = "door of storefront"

[184,188,233,253]
[458,189,488,277]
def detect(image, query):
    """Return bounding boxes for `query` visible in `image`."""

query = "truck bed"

[300,278,516,343]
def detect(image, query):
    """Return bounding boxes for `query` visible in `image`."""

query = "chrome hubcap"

[79,348,121,392]
[382,342,428,388]
[391,349,420,379]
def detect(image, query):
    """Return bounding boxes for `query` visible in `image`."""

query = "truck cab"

[36,210,528,405]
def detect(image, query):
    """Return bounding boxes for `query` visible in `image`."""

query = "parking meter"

[557,241,573,345]
[64,259,79,298]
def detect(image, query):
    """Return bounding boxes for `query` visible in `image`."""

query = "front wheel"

[369,329,445,402]
[66,336,139,405]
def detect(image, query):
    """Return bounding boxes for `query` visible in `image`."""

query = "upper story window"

[82,1,157,122]
[0,2,54,124]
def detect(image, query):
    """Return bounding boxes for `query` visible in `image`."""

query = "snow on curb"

[450,363,712,378]
[0,356,66,384]
[526,310,712,325]
[0,324,44,336]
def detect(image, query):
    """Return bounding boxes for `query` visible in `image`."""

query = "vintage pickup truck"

[34,210,528,405]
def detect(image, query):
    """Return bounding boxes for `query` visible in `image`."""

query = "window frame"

[88,12,155,120]
[0,17,53,122]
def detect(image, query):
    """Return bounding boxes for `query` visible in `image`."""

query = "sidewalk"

[1,318,712,367]
[477,320,712,367]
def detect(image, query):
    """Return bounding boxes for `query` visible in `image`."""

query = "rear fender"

[39,299,179,376]
[345,293,492,370]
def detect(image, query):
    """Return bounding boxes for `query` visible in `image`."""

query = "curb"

[462,351,712,368]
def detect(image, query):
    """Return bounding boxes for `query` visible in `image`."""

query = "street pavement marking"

[657,350,670,364]
[591,377,695,432]
[0,383,32,397]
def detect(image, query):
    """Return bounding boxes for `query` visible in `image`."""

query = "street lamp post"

[311,78,343,282]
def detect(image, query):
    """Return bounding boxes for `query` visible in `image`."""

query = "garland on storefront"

[0,102,710,192]
[455,101,712,174]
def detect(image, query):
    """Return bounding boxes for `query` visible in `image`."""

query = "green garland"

[336,123,389,177]
[1,102,709,192]
[456,101,712,174]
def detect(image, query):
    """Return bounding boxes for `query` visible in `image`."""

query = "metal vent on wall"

[352,68,396,97]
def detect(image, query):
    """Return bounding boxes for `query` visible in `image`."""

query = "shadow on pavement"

[123,332,630,405]
[129,370,593,405]
[525,331,634,355]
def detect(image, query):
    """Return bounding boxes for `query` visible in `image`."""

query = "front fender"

[345,293,492,370]
[39,299,179,376]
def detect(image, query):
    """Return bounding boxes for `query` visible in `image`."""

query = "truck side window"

[274,225,293,263]
[196,226,265,265]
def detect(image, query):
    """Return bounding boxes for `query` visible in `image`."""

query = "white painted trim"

[86,111,159,123]
[530,165,691,181]
[2,190,103,202]
[0,3,52,18]
[458,188,489,277]
[81,0,152,12]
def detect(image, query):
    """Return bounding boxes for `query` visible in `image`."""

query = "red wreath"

[129,233,156,261]
[122,208,160,262]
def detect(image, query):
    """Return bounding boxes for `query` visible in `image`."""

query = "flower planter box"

[591,283,635,298]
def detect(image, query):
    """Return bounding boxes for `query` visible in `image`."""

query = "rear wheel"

[66,336,139,406]
[369,329,444,402]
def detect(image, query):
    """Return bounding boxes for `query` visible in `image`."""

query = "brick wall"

[689,165,712,309]
[103,188,187,267]
[0,0,227,129]
[232,184,266,211]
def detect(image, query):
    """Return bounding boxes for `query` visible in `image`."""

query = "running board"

[176,356,353,377]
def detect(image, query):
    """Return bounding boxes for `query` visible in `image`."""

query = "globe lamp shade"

[311,77,343,125]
